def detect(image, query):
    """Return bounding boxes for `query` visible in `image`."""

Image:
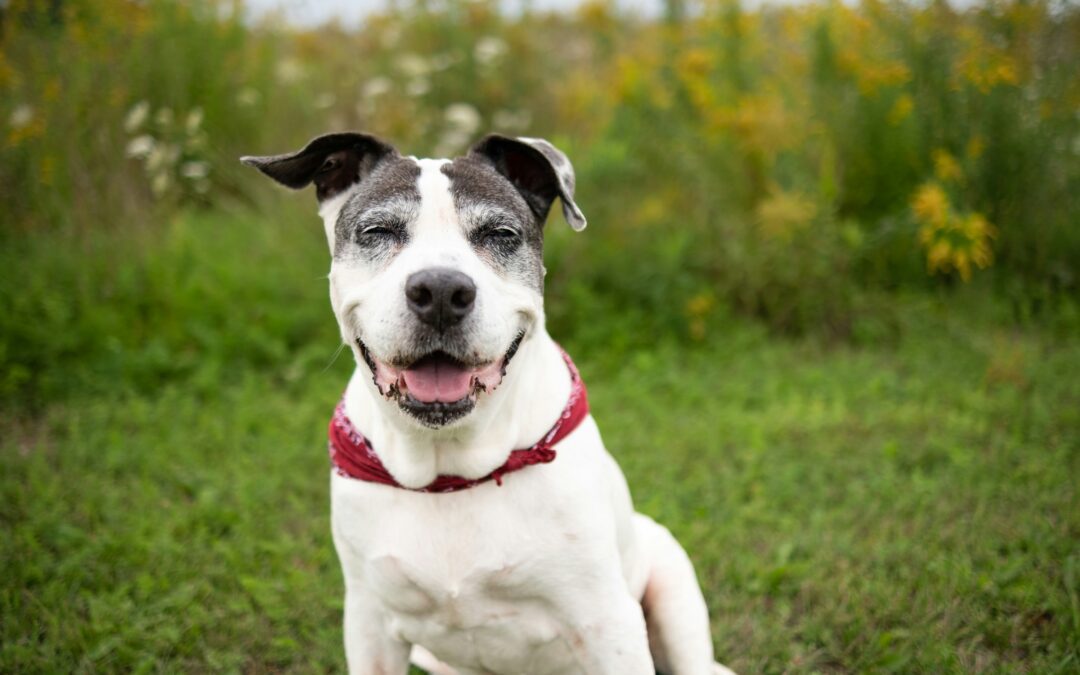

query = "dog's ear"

[468,135,587,231]
[240,132,397,201]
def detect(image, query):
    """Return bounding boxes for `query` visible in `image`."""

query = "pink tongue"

[401,360,473,403]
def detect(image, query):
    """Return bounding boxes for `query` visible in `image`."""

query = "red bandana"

[328,349,588,493]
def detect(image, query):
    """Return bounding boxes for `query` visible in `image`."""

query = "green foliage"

[0,204,336,407]
[2,0,1078,337]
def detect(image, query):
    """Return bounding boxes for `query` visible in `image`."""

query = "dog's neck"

[343,329,573,489]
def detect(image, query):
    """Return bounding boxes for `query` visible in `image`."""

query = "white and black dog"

[242,133,733,675]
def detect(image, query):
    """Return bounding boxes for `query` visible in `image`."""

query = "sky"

[243,0,668,27]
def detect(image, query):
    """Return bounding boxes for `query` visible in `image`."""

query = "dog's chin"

[357,332,525,429]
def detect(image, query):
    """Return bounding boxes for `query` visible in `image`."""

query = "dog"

[242,133,734,675]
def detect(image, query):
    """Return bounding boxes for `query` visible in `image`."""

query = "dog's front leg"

[342,587,410,675]
[561,592,656,675]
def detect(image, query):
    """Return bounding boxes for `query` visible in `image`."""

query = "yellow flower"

[913,182,996,282]
[755,186,818,241]
[932,150,962,183]
[912,182,949,229]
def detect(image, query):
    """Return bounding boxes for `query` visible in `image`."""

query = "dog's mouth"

[357,332,525,427]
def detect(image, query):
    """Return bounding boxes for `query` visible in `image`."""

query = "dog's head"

[242,133,585,429]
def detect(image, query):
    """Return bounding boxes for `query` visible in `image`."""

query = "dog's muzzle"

[355,266,525,427]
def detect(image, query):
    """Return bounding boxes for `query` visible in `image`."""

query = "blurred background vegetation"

[2,0,1078,406]
[1,0,1077,672]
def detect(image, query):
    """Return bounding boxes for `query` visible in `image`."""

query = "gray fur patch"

[441,156,545,291]
[334,157,422,261]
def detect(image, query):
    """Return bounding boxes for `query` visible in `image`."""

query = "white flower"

[146,142,179,173]
[444,103,481,134]
[314,92,337,110]
[361,77,392,99]
[185,108,204,135]
[474,37,507,66]
[180,161,210,180]
[151,172,171,197]
[276,57,305,84]
[396,54,429,78]
[9,104,34,129]
[125,135,156,158]
[124,101,150,133]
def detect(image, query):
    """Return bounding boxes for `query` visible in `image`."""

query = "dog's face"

[243,133,585,428]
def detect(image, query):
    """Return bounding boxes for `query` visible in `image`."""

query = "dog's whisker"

[322,341,348,372]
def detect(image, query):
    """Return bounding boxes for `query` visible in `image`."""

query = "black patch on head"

[334,158,422,261]
[441,156,544,290]
[240,132,397,201]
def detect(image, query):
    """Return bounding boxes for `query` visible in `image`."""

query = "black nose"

[405,268,477,331]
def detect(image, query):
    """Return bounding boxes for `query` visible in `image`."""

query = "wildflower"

[361,77,392,100]
[755,186,817,240]
[124,101,150,133]
[146,142,180,173]
[912,183,949,228]
[180,161,210,180]
[125,135,156,158]
[185,108,204,135]
[435,103,482,157]
[314,93,337,110]
[444,103,481,135]
[474,37,507,67]
[151,172,171,197]
[9,104,34,129]
[932,150,962,183]
[276,58,305,84]
[912,182,996,282]
[396,54,430,79]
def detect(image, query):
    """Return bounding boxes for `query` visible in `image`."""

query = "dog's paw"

[409,645,459,675]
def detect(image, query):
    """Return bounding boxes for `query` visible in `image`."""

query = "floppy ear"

[468,135,587,231]
[240,132,398,201]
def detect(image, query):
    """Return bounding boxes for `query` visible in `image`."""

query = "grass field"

[1,209,1077,672]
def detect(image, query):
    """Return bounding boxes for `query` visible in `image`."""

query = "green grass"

[1,209,1078,673]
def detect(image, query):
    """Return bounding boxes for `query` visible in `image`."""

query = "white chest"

[330,456,618,674]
